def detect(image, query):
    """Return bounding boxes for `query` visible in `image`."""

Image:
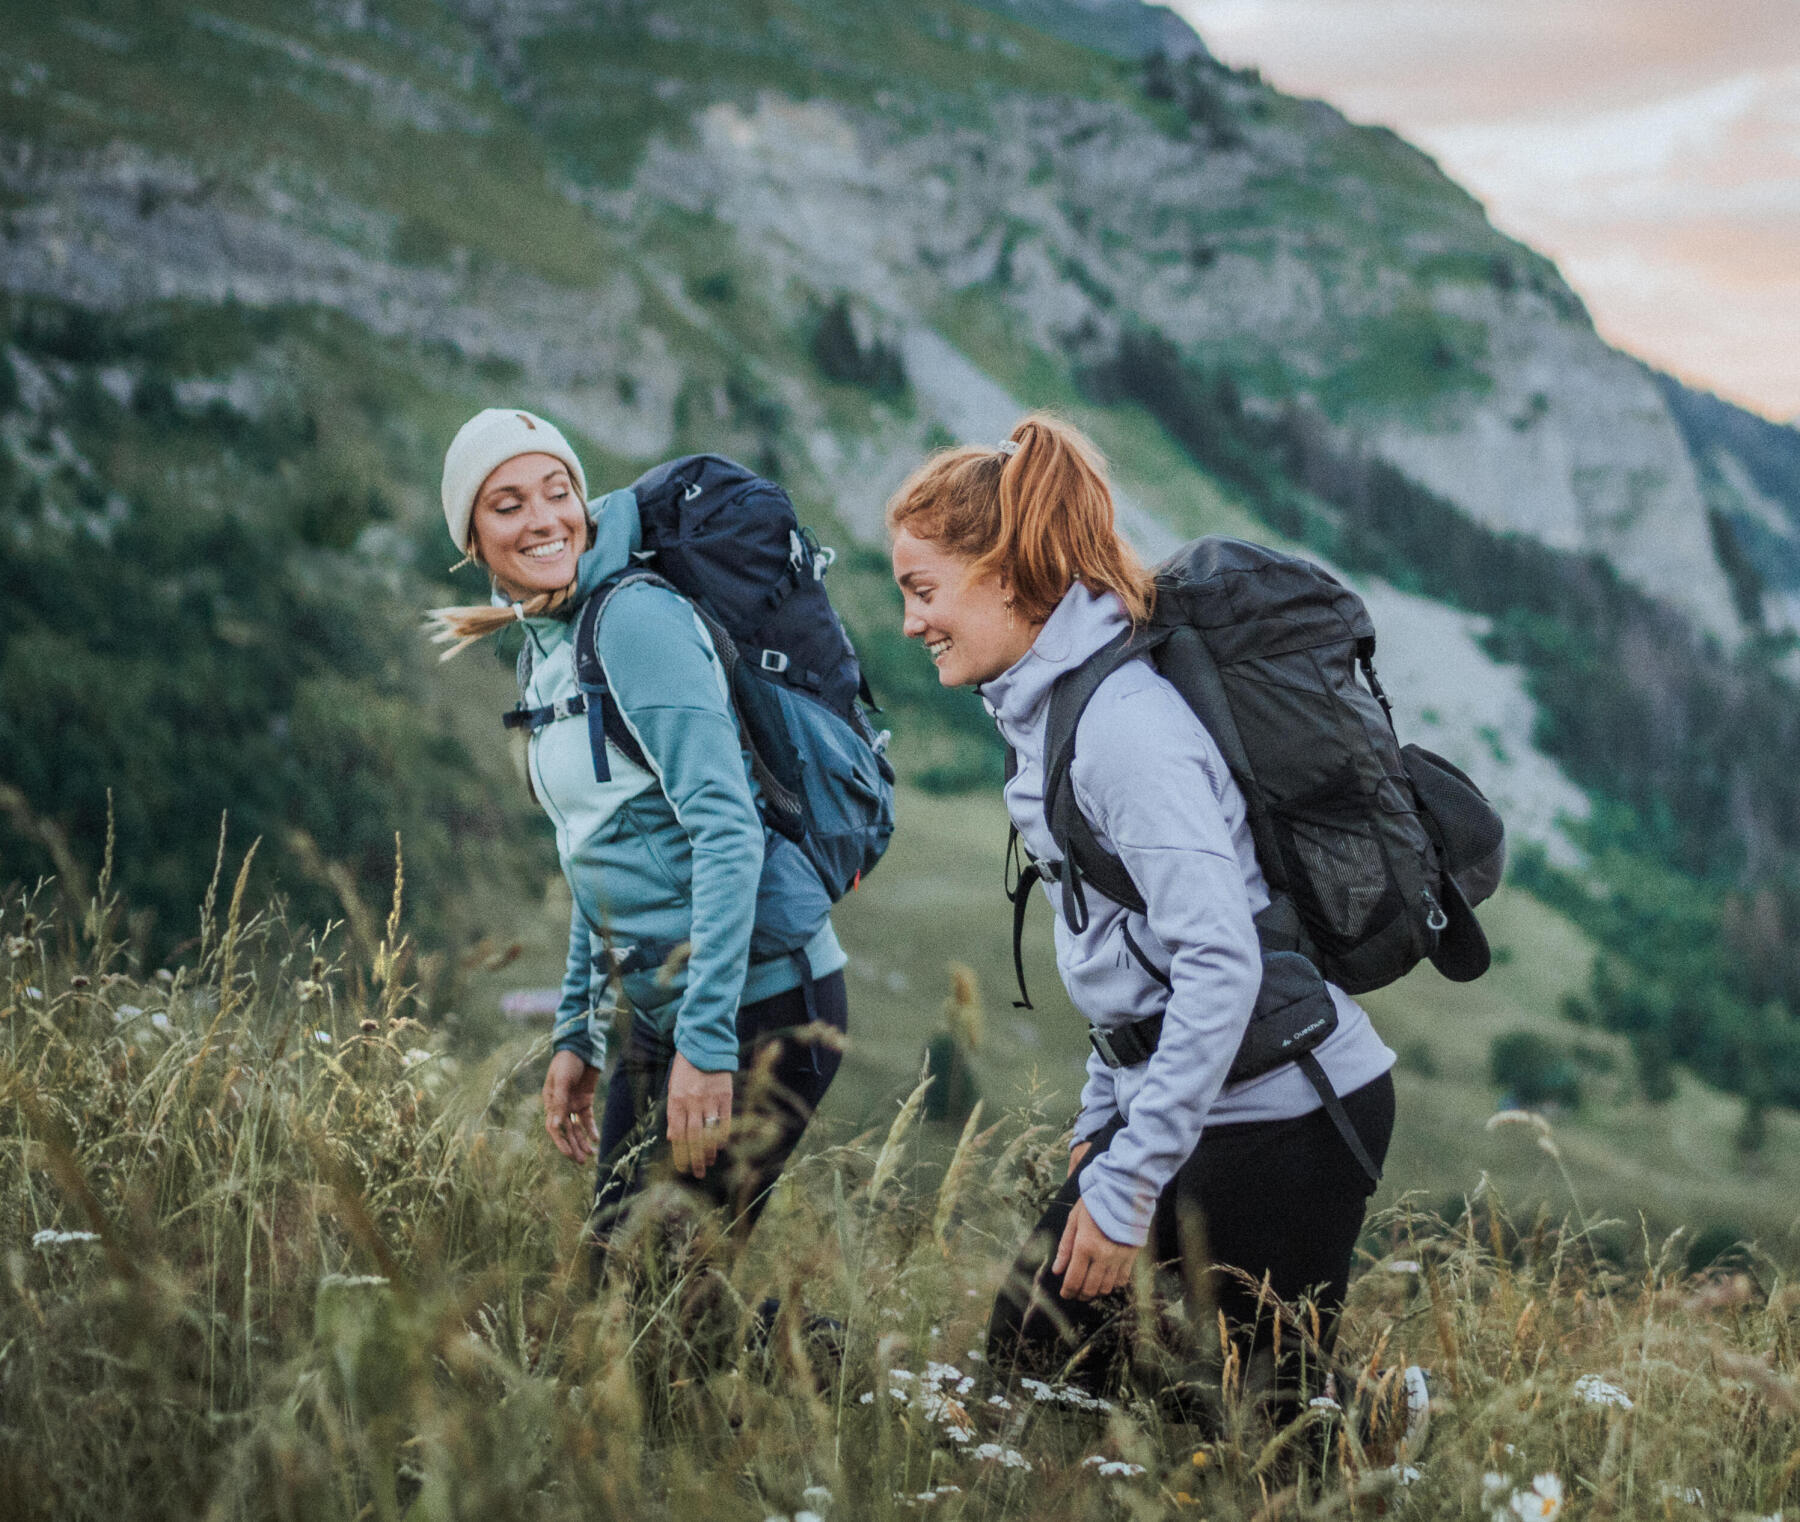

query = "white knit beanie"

[440,408,589,552]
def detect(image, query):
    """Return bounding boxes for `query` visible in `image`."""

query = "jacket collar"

[979,581,1131,739]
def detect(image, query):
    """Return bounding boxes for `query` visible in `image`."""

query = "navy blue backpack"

[510,454,896,903]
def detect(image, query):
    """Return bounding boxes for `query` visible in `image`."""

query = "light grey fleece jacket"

[982,583,1395,1247]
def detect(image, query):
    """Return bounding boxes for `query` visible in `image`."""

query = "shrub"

[1489,1029,1581,1109]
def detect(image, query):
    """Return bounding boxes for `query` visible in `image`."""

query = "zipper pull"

[1422,887,1449,933]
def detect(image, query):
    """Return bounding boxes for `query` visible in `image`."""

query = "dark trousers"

[591,969,847,1257]
[987,1071,1395,1398]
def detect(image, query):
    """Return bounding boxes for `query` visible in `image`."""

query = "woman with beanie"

[887,416,1402,1417]
[429,409,849,1262]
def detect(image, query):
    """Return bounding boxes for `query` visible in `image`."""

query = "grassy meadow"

[7,793,1799,1520]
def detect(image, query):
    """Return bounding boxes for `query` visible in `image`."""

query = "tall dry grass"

[3,865,1798,1521]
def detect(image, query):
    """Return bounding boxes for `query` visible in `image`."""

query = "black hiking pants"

[590,969,847,1269]
[986,1070,1394,1406]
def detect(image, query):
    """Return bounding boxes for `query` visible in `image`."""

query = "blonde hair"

[884,413,1154,625]
[423,520,593,661]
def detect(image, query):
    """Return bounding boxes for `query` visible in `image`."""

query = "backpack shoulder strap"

[571,573,658,780]
[1041,626,1167,931]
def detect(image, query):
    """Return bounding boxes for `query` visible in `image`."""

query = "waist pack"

[506,455,896,905]
[1009,537,1507,1181]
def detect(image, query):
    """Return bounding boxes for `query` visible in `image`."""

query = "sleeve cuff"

[674,1032,740,1073]
[552,1029,596,1066]
[1078,1160,1155,1248]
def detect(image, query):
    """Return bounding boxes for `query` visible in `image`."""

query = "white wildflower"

[112,1003,143,1023]
[858,1392,875,1405]
[402,1047,433,1067]
[971,1443,1032,1470]
[1082,1457,1146,1477]
[1387,1259,1422,1273]
[986,1393,1013,1410]
[800,1486,831,1511]
[1018,1377,1114,1414]
[795,1512,822,1522]
[1573,1374,1633,1409]
[1389,1465,1422,1485]
[1658,1484,1704,1507]
[149,1011,171,1031]
[1504,1473,1563,1520]
[319,1273,389,1289]
[4,935,30,958]
[966,1347,984,1360]
[923,1361,974,1395]
[32,1229,100,1248]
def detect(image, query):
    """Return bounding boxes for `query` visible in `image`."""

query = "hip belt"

[1086,949,1381,1187]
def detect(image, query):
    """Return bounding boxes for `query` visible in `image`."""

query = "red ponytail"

[885,413,1154,625]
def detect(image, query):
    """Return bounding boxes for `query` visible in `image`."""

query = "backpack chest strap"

[503,694,590,734]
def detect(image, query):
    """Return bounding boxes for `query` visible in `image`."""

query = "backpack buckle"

[759,649,790,674]
[1088,1026,1125,1070]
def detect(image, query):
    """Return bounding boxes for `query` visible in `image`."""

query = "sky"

[1167,0,1800,422]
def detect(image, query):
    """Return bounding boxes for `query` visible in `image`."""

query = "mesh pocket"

[1274,791,1401,952]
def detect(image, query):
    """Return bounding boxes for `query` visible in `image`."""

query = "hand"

[1068,1140,1093,1178]
[666,1051,734,1179]
[542,1049,601,1164]
[1053,1196,1140,1301]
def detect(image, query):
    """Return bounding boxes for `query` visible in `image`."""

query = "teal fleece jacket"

[521,490,844,1072]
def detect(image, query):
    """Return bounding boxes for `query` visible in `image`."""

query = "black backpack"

[1009,537,1506,1181]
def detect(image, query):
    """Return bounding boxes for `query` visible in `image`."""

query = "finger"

[667,1102,692,1176]
[1060,1244,1092,1301]
[687,1108,709,1178]
[1051,1213,1080,1279]
[675,1105,704,1179]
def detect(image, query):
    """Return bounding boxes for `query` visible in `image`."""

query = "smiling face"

[468,452,590,599]
[892,528,1039,687]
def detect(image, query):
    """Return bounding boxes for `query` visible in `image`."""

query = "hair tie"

[997,439,1020,456]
